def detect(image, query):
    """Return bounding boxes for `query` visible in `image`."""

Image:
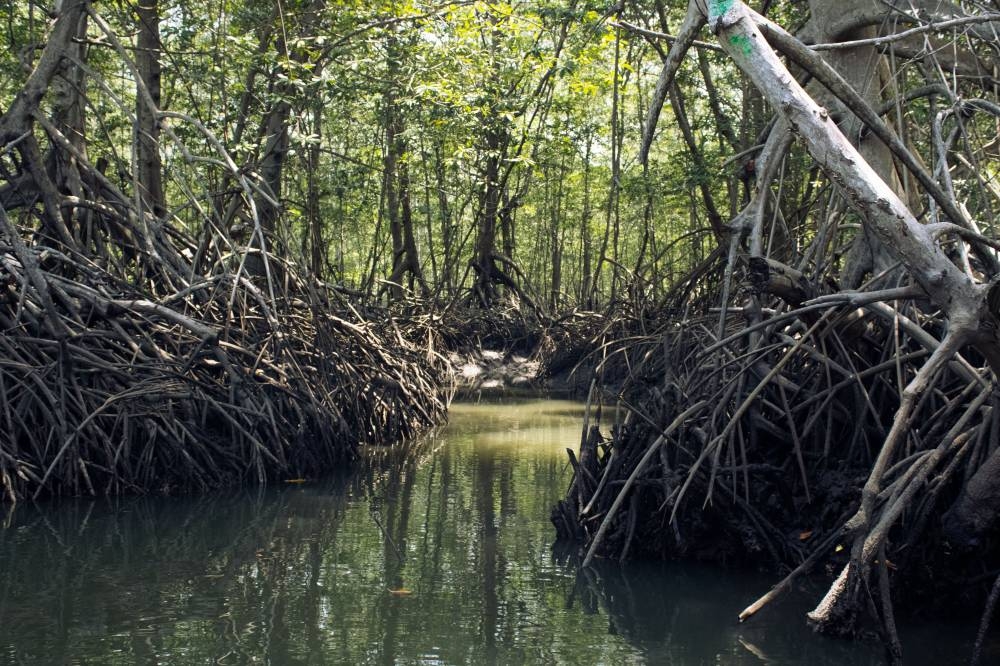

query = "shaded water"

[0,399,992,664]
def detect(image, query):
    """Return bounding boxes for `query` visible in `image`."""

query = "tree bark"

[943,444,1000,549]
[135,0,164,220]
[246,1,325,280]
[549,157,565,311]
[579,136,593,309]
[306,103,324,278]
[380,32,427,302]
[472,122,503,307]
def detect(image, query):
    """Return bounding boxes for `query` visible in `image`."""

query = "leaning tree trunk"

[0,1,88,249]
[246,0,325,282]
[47,6,89,242]
[707,0,1000,636]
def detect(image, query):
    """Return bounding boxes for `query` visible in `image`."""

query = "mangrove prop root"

[0,1,454,502]
[554,282,998,640]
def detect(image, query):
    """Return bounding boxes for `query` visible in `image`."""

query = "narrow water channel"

[0,400,990,664]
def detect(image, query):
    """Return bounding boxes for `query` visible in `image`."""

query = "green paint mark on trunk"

[729,34,753,56]
[710,0,735,17]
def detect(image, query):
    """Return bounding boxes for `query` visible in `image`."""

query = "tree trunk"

[472,124,503,307]
[383,61,404,301]
[306,104,324,278]
[135,0,164,220]
[247,1,325,280]
[256,88,289,240]
[549,157,565,311]
[5,1,90,248]
[579,137,593,309]
[434,144,454,294]
[380,33,427,302]
[396,148,427,297]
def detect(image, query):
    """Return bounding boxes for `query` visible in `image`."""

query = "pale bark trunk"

[703,0,1000,635]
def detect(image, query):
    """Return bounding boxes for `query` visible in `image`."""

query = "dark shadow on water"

[556,550,1000,666]
[0,477,362,664]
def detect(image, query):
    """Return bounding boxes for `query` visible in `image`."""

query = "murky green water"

[0,400,993,664]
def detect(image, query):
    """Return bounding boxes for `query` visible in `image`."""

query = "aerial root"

[555,282,998,643]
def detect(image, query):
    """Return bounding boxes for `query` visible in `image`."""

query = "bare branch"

[810,13,1000,51]
[613,20,723,52]
[639,0,706,165]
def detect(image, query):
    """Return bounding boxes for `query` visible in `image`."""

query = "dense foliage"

[1,0,756,312]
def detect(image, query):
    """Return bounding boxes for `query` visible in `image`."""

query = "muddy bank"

[447,349,593,399]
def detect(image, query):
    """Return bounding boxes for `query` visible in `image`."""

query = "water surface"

[0,400,992,664]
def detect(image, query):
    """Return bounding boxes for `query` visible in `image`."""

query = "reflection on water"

[0,400,992,664]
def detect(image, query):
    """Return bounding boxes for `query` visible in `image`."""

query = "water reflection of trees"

[0,472,361,663]
[0,401,653,664]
